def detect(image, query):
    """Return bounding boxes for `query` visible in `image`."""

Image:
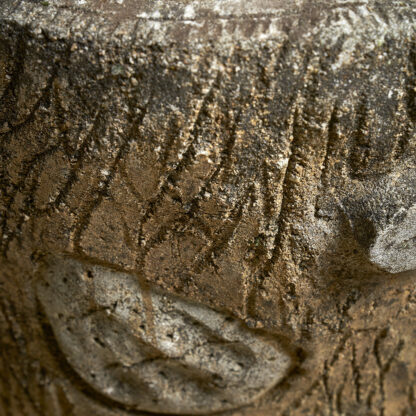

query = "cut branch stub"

[36,255,292,414]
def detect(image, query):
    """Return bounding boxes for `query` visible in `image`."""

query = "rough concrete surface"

[0,0,416,415]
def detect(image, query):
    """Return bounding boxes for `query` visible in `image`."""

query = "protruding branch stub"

[345,171,416,274]
[368,205,416,274]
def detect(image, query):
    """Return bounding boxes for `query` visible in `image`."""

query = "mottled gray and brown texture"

[37,255,291,414]
[1,0,416,415]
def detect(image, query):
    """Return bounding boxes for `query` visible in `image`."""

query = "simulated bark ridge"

[0,1,416,415]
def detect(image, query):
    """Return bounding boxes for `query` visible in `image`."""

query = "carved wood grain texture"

[1,1,416,415]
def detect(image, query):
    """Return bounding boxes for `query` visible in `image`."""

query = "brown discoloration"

[137,278,157,346]
[0,0,416,415]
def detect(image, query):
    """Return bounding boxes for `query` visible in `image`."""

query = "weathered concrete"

[0,0,416,415]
